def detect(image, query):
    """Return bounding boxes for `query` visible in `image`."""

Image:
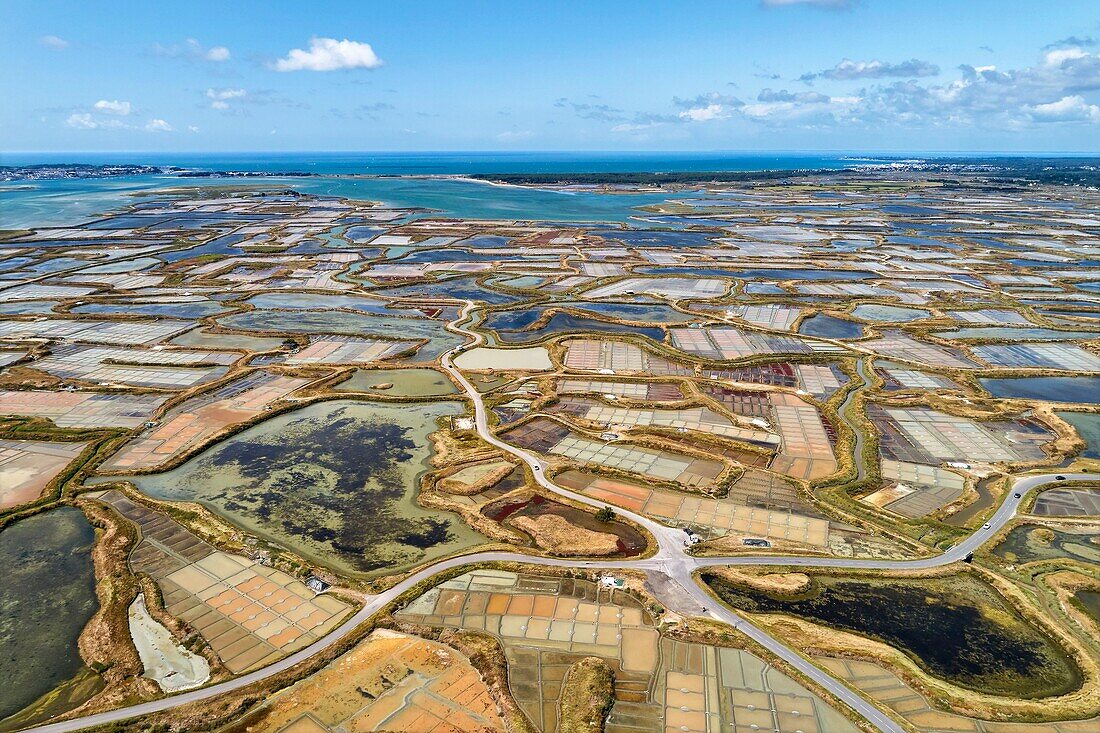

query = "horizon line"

[3,149,1100,157]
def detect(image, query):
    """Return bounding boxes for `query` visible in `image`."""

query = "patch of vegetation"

[557,656,614,733]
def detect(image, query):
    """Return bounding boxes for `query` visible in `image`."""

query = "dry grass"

[710,567,812,595]
[557,656,614,733]
[511,514,621,556]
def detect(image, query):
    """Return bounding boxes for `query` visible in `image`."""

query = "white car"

[982,523,991,530]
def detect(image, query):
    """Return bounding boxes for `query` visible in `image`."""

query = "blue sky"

[3,0,1099,153]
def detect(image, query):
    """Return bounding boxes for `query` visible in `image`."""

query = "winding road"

[25,301,1093,733]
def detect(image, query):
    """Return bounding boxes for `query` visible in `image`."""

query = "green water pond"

[113,400,486,577]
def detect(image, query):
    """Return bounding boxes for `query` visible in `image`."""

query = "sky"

[2,0,1099,153]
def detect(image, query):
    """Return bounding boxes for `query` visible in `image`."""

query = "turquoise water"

[0,176,177,229]
[1058,412,1100,459]
[1,151,871,175]
[297,177,678,222]
[0,151,895,229]
[1,175,677,228]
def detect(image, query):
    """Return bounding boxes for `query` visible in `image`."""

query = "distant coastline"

[0,162,162,182]
[2,154,1099,187]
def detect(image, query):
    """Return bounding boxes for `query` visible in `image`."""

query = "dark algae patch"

[703,571,1082,698]
[123,400,485,577]
[0,508,99,721]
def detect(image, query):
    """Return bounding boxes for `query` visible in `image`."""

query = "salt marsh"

[117,400,486,577]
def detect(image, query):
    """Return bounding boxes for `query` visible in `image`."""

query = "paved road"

[26,301,1092,733]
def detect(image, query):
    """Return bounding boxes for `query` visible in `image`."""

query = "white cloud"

[65,112,125,130]
[1043,47,1089,67]
[205,45,230,61]
[206,87,246,111]
[1025,95,1100,122]
[674,46,1100,132]
[855,49,1100,128]
[803,58,940,82]
[679,103,731,122]
[737,88,862,123]
[66,113,97,129]
[495,130,534,142]
[93,99,131,116]
[39,35,69,49]
[273,37,383,72]
[65,102,175,132]
[187,125,200,133]
[675,93,742,122]
[611,121,666,133]
[206,88,246,100]
[186,38,230,61]
[156,39,231,62]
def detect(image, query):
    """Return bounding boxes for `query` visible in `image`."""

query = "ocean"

[2,151,1093,228]
[2,151,884,175]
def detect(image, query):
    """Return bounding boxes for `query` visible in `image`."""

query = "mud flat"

[117,400,487,578]
[454,345,553,371]
[0,508,98,721]
[128,594,210,693]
